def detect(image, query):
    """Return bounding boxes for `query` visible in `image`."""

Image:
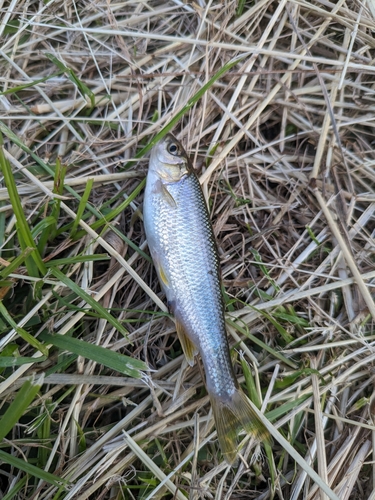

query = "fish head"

[149,134,190,182]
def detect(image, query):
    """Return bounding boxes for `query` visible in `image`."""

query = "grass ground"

[1,0,375,499]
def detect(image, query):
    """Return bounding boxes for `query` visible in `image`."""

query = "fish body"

[143,134,268,463]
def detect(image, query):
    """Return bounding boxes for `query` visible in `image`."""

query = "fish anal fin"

[210,388,271,465]
[175,319,198,366]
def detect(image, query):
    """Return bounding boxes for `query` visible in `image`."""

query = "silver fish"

[143,134,268,463]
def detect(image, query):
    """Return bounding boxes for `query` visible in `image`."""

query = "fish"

[143,133,269,464]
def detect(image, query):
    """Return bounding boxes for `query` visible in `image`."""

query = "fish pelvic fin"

[157,263,169,287]
[175,319,198,366]
[210,388,270,465]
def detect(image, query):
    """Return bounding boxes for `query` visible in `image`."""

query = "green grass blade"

[36,222,58,256]
[48,158,66,241]
[254,307,294,344]
[306,225,321,246]
[16,227,39,278]
[236,299,295,344]
[0,133,46,277]
[265,394,311,422]
[0,200,6,257]
[0,72,62,95]
[0,379,42,441]
[45,53,95,108]
[0,450,67,488]
[49,267,129,337]
[0,280,13,289]
[241,355,261,408]
[53,157,67,196]
[70,178,94,237]
[264,440,276,493]
[0,356,47,367]
[45,254,110,267]
[0,247,34,278]
[227,318,297,369]
[2,476,28,500]
[274,368,322,390]
[273,309,310,327]
[73,179,145,240]
[0,301,48,356]
[251,249,280,293]
[40,332,148,378]
[236,0,246,17]
[32,216,58,238]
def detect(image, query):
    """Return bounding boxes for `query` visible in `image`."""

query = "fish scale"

[143,133,269,463]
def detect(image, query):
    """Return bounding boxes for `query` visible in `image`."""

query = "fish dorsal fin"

[175,319,198,366]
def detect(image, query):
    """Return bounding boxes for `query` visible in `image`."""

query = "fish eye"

[168,142,179,156]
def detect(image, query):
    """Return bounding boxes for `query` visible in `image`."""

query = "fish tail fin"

[210,388,270,465]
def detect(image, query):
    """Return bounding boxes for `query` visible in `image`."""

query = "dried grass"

[1,0,375,499]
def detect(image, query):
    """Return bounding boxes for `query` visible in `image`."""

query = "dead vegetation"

[1,0,375,499]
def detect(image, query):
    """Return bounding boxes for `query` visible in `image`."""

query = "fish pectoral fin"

[154,179,177,208]
[210,388,271,465]
[161,184,177,208]
[175,319,198,366]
